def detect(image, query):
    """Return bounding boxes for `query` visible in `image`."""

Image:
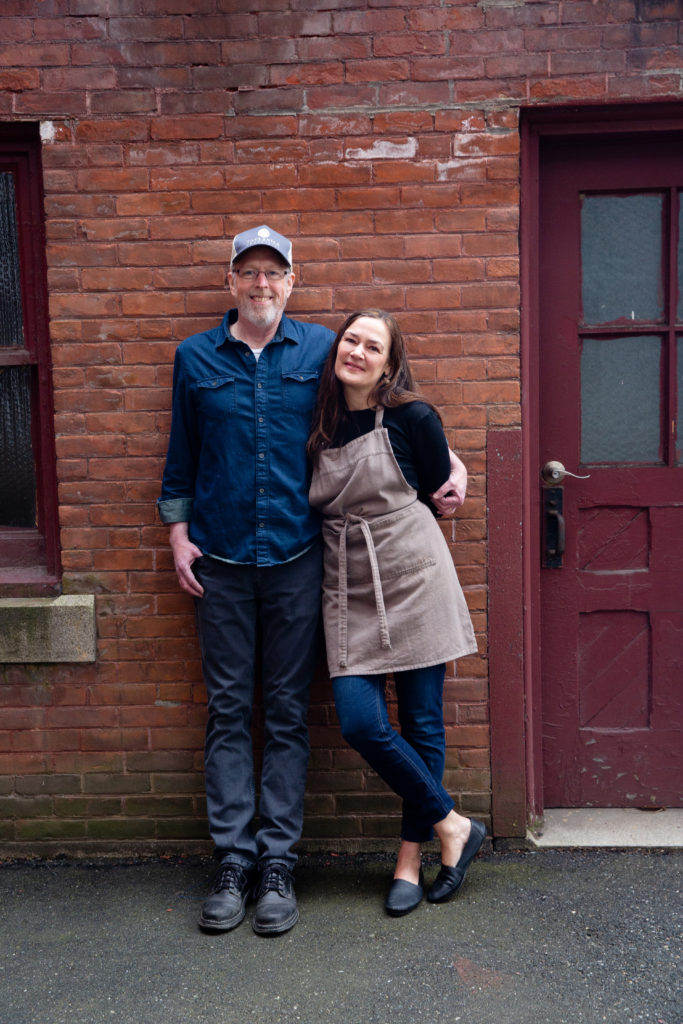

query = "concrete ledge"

[0,594,96,663]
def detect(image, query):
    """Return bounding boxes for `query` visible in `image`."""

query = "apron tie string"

[338,512,391,667]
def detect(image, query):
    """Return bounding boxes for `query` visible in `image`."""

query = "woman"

[307,310,484,917]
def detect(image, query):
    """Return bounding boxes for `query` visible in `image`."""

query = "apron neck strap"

[374,406,384,429]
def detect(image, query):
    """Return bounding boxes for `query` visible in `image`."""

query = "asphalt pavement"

[0,848,681,1024]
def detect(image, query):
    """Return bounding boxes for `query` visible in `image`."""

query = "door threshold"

[528,807,683,849]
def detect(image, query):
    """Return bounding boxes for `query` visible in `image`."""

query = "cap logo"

[230,224,292,267]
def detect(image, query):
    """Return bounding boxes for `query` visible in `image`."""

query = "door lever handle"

[541,460,591,485]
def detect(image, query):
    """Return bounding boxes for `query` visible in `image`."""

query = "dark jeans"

[194,545,322,869]
[332,664,454,843]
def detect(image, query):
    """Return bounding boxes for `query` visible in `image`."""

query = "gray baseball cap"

[230,225,293,267]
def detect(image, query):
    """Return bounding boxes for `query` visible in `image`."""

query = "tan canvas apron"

[309,407,477,677]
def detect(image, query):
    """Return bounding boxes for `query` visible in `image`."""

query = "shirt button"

[258,453,264,459]
[257,383,263,389]
[258,417,264,423]
[259,522,265,529]
[259,488,265,494]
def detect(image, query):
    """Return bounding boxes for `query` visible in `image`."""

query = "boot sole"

[251,906,299,936]
[198,896,249,932]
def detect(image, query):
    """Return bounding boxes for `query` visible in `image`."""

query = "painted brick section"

[1,0,682,855]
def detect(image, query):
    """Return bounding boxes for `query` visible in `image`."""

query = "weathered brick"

[0,68,41,90]
[0,41,70,65]
[151,115,224,141]
[16,819,87,840]
[54,797,122,817]
[77,167,150,192]
[86,818,156,839]
[0,17,33,43]
[302,816,363,838]
[530,73,608,100]
[332,10,406,35]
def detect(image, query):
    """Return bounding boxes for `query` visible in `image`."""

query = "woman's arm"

[401,403,452,493]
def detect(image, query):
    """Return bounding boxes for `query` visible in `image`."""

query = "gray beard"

[237,297,282,330]
[247,308,279,328]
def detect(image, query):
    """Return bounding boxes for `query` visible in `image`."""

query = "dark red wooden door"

[539,134,683,808]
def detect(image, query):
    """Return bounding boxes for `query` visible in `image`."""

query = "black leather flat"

[385,869,425,917]
[426,818,486,903]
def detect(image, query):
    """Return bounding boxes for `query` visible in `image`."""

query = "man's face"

[228,247,294,329]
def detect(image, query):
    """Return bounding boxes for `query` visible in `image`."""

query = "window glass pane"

[678,337,683,465]
[0,172,25,347]
[0,365,36,527]
[581,336,661,464]
[581,194,664,325]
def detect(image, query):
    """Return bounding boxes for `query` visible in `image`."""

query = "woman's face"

[334,316,392,409]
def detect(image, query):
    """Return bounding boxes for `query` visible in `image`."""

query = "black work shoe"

[426,818,486,903]
[385,869,425,917]
[198,862,254,932]
[252,863,298,936]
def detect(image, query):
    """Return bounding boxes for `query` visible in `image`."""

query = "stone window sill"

[0,595,96,663]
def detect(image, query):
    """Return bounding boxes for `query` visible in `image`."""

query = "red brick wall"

[1,0,682,855]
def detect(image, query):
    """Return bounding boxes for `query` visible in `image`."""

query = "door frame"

[489,102,683,839]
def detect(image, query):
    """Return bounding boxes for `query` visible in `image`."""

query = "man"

[158,225,466,936]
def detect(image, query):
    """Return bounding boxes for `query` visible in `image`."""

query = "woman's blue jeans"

[332,664,454,843]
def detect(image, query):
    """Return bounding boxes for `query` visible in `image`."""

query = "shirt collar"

[218,310,299,348]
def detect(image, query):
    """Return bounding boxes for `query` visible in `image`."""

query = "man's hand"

[169,522,204,597]
[430,449,467,516]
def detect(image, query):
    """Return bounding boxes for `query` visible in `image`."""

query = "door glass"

[0,172,24,348]
[581,335,661,463]
[581,194,664,324]
[678,337,683,465]
[678,197,683,323]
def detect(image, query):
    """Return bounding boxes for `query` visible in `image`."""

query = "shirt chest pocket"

[196,374,236,417]
[281,369,319,412]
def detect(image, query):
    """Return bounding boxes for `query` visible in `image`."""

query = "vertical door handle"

[547,507,565,555]
[543,487,565,568]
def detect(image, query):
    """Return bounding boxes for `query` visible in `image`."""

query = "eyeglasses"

[233,268,290,282]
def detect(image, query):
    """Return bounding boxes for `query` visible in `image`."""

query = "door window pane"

[581,335,661,463]
[678,198,683,323]
[0,172,24,348]
[581,194,664,325]
[0,365,36,527]
[677,337,683,465]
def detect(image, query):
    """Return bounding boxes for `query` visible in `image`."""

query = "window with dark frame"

[0,123,60,592]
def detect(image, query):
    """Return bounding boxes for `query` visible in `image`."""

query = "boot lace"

[212,863,248,896]
[257,864,293,898]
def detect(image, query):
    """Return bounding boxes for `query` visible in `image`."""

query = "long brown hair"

[307,310,438,463]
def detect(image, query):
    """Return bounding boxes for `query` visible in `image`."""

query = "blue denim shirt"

[158,310,334,565]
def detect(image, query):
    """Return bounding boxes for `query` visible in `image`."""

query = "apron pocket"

[381,556,437,581]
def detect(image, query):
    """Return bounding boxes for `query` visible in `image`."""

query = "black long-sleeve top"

[332,402,450,513]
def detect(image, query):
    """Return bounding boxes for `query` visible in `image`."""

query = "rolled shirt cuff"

[157,497,194,523]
